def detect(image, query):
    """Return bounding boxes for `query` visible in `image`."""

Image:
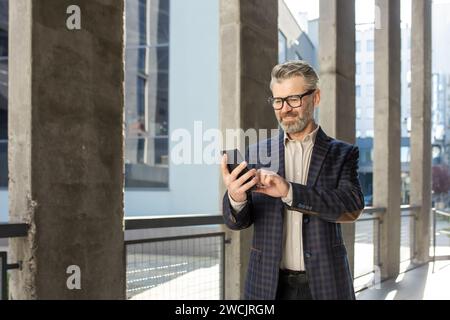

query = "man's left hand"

[254,169,290,198]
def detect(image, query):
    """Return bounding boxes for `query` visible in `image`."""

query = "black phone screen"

[222,149,256,192]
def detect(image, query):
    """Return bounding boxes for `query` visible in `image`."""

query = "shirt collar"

[284,123,320,147]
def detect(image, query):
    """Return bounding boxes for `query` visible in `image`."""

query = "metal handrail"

[361,207,386,214]
[360,205,422,215]
[125,214,223,230]
[0,206,425,236]
[401,205,421,211]
[435,209,450,217]
[125,231,226,245]
[0,215,224,238]
[0,223,29,239]
[357,217,380,222]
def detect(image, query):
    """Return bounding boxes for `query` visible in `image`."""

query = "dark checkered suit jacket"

[222,127,365,300]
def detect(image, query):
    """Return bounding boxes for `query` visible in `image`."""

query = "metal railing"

[353,205,421,291]
[0,216,226,300]
[353,206,385,291]
[1,205,447,299]
[400,205,420,264]
[124,215,225,300]
[0,223,29,239]
[0,222,29,300]
[432,209,450,263]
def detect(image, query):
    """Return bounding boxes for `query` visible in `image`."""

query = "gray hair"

[270,60,319,90]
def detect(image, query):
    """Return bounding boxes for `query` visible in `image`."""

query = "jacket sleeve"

[285,145,365,223]
[222,191,254,230]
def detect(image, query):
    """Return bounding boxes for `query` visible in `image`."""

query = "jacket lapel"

[306,127,332,187]
[278,131,286,179]
[268,126,331,186]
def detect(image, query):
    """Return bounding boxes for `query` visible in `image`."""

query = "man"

[221,60,365,300]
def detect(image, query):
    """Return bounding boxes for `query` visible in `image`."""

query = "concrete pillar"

[8,0,125,299]
[319,0,356,276]
[410,0,432,264]
[373,0,401,280]
[219,0,278,299]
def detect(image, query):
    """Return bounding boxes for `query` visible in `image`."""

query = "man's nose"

[280,100,293,113]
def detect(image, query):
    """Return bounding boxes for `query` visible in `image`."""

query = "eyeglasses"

[267,89,316,110]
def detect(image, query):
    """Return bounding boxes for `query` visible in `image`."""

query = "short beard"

[277,104,314,134]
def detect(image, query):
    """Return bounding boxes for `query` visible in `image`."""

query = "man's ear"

[313,88,321,106]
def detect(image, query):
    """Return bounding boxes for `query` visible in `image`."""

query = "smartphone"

[222,149,257,193]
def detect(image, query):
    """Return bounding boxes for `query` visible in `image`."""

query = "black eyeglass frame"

[268,89,316,110]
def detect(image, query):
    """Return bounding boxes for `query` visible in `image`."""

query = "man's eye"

[273,99,283,104]
[287,97,301,103]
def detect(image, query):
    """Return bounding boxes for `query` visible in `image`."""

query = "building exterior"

[305,16,450,206]
[278,0,317,68]
[352,3,450,206]
[0,0,316,221]
[353,23,413,204]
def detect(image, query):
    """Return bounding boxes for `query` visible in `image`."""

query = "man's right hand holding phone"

[221,153,258,203]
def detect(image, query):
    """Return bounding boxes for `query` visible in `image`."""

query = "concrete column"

[373,0,401,280]
[8,0,125,299]
[410,0,432,264]
[219,0,278,299]
[319,0,356,276]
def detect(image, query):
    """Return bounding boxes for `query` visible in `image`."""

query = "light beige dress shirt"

[228,124,320,271]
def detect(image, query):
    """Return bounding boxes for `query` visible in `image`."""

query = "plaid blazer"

[222,127,365,300]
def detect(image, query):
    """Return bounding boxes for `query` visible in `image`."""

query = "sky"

[284,0,414,27]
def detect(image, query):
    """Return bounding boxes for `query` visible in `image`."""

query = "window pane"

[367,84,374,97]
[125,0,170,188]
[138,0,147,45]
[278,31,287,63]
[366,61,373,74]
[127,0,170,47]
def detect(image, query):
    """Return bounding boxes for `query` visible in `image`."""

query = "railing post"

[1,251,6,300]
[433,208,436,272]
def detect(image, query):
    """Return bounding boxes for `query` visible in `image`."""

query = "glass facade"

[125,0,170,188]
[0,0,171,189]
[278,31,287,64]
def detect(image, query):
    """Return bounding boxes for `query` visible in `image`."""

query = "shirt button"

[305,252,312,259]
[303,217,310,224]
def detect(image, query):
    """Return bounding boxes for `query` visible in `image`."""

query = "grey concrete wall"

[410,0,432,264]
[318,0,356,276]
[373,0,402,280]
[8,0,125,299]
[219,0,278,299]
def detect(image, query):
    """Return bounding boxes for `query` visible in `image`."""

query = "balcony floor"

[356,260,450,300]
